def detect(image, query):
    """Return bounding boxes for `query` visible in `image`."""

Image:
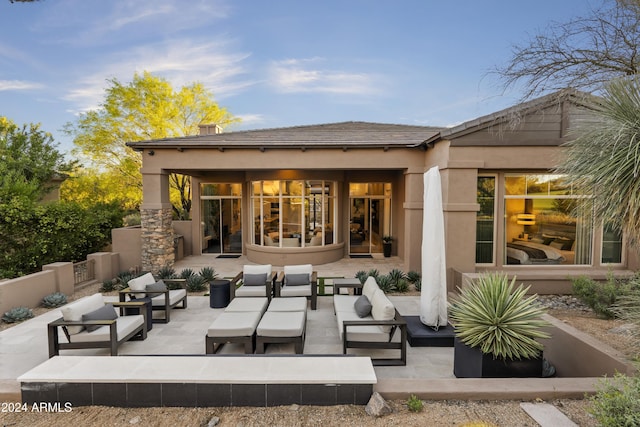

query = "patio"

[0,255,617,403]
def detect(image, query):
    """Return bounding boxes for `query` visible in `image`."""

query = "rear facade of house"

[127,90,639,293]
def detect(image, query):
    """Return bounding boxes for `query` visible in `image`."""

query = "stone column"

[140,170,174,273]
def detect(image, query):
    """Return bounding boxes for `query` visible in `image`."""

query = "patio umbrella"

[420,166,448,329]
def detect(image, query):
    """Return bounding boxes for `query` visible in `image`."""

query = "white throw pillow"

[61,293,105,335]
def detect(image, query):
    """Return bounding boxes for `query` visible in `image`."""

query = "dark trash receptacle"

[210,279,231,308]
[125,296,153,331]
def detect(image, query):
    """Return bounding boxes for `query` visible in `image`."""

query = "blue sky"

[0,0,598,154]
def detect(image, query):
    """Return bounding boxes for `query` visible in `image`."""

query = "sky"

[0,0,600,155]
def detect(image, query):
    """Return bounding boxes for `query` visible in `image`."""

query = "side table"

[333,278,363,295]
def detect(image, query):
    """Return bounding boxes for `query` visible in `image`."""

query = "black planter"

[383,242,392,257]
[453,337,543,378]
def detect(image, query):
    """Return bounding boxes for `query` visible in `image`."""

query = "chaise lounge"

[205,297,269,354]
[256,297,307,354]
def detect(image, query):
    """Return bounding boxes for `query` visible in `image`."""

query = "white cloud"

[0,80,43,91]
[63,38,254,114]
[269,58,380,96]
[235,114,266,127]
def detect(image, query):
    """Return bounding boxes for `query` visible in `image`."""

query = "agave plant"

[355,270,369,284]
[376,274,394,293]
[199,267,218,283]
[2,307,34,323]
[42,292,67,308]
[367,269,380,280]
[157,265,177,279]
[388,268,406,288]
[179,268,195,280]
[185,274,207,292]
[449,272,550,360]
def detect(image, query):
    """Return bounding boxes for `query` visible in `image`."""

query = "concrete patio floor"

[0,255,604,402]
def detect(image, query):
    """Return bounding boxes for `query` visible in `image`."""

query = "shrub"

[572,275,619,319]
[355,270,369,284]
[116,271,136,289]
[100,278,119,292]
[395,279,410,293]
[179,268,195,280]
[407,270,422,291]
[157,265,177,279]
[42,292,67,308]
[377,275,394,293]
[185,275,207,292]
[589,373,640,426]
[2,306,34,323]
[199,267,218,282]
[407,394,423,412]
[449,272,550,359]
[367,269,380,280]
[388,268,406,287]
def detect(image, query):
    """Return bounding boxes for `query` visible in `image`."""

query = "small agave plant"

[2,307,34,323]
[42,292,67,308]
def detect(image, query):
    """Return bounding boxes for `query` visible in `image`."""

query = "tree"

[495,0,640,100]
[63,71,239,218]
[555,76,640,248]
[0,117,74,201]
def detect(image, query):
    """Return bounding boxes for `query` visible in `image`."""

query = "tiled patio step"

[19,355,376,407]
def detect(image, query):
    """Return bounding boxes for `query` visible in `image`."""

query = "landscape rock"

[365,392,393,417]
[206,416,220,427]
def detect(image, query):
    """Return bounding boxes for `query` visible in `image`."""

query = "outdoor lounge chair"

[231,264,276,301]
[256,297,307,354]
[205,297,269,354]
[119,272,187,324]
[275,264,317,310]
[47,293,147,357]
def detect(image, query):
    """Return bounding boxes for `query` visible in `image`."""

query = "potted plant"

[449,272,550,378]
[382,235,393,257]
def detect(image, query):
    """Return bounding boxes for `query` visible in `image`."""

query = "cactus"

[2,307,34,323]
[42,292,67,308]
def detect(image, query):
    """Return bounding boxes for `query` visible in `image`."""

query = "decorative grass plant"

[449,272,550,360]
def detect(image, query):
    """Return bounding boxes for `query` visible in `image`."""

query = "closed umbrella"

[420,166,448,329]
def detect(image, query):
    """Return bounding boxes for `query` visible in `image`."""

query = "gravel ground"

[1,285,632,426]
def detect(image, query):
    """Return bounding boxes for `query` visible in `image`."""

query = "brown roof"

[127,121,443,150]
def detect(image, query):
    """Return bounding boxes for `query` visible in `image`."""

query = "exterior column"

[140,170,174,273]
[403,169,425,272]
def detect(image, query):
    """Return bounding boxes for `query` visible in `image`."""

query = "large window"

[252,180,336,248]
[476,176,496,264]
[504,174,592,265]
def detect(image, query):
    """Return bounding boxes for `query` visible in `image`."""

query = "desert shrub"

[185,274,207,292]
[179,268,195,280]
[116,271,137,289]
[100,278,119,292]
[572,275,620,319]
[355,270,369,284]
[407,394,423,412]
[156,265,177,279]
[199,267,218,282]
[367,269,380,280]
[395,279,410,293]
[388,268,406,287]
[2,306,34,323]
[589,372,640,426]
[42,292,67,308]
[377,275,394,293]
[407,270,422,291]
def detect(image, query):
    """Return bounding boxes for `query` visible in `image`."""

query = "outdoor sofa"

[119,272,187,323]
[47,293,147,357]
[333,276,407,366]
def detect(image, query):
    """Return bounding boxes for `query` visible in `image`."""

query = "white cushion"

[283,264,312,281]
[244,264,272,276]
[257,311,305,337]
[128,272,156,297]
[226,297,268,313]
[370,288,395,333]
[267,297,307,312]
[150,289,186,306]
[60,293,105,335]
[335,310,389,342]
[333,295,359,313]
[280,284,311,297]
[207,311,262,337]
[362,276,380,301]
[236,286,269,298]
[68,315,144,343]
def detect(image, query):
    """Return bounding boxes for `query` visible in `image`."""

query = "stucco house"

[127,89,638,293]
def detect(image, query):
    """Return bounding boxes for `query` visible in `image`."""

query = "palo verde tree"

[495,0,640,101]
[556,76,640,249]
[63,71,239,218]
